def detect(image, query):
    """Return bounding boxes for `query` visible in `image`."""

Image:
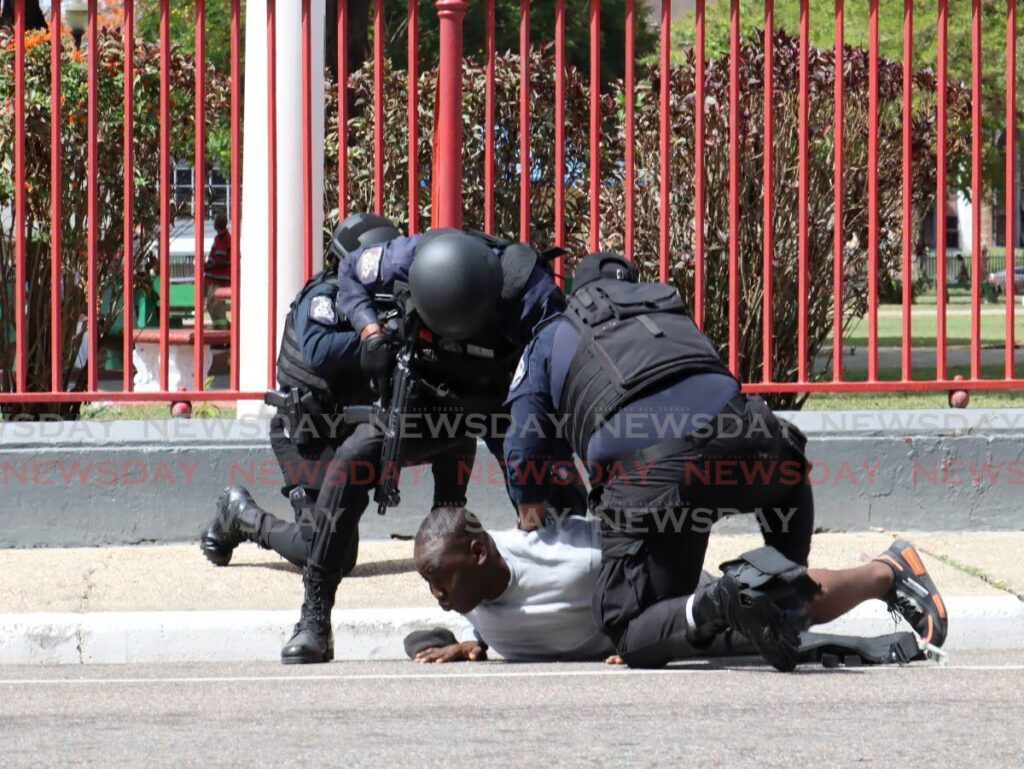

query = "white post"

[238,0,326,417]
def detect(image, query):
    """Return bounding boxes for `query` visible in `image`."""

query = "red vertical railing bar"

[624,0,636,262]
[49,0,63,392]
[267,0,279,388]
[230,0,241,391]
[796,0,808,383]
[658,0,670,283]
[194,0,207,391]
[159,0,171,390]
[867,0,878,382]
[338,0,349,218]
[936,0,948,381]
[434,1,467,228]
[519,0,530,243]
[87,0,99,391]
[408,0,420,233]
[970,0,982,380]
[302,0,313,281]
[589,0,600,252]
[13,0,27,392]
[763,0,774,382]
[554,0,566,286]
[728,0,740,375]
[373,0,384,215]
[901,0,912,381]
[1006,0,1017,379]
[485,0,496,234]
[123,0,135,392]
[833,0,844,383]
[694,0,705,330]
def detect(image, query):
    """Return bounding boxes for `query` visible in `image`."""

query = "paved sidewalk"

[1,530,1020,614]
[2,531,1022,664]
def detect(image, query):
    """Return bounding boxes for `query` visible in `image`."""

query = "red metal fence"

[2,0,1022,405]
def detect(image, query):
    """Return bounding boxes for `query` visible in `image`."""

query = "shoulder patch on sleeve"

[510,352,528,390]
[356,245,383,284]
[308,295,338,325]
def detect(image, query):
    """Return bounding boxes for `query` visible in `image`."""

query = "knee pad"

[719,546,821,614]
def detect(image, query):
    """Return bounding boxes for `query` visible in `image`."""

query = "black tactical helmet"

[327,212,401,265]
[571,251,639,292]
[409,231,502,341]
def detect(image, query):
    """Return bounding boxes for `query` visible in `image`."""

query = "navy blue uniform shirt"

[293,281,361,380]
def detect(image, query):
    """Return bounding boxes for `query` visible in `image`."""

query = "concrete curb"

[1,596,1021,665]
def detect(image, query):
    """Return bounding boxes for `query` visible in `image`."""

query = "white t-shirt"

[457,516,616,661]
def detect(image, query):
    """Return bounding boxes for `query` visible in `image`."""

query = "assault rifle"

[344,295,436,516]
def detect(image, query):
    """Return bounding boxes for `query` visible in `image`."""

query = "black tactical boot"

[689,547,821,672]
[289,487,359,577]
[200,486,268,566]
[281,563,341,664]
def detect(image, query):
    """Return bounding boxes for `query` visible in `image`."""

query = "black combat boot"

[689,547,821,672]
[281,563,342,664]
[200,486,268,566]
[289,487,359,577]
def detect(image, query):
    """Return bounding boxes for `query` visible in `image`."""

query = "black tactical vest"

[276,269,370,413]
[558,279,734,456]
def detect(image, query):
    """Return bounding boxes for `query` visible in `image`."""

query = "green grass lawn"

[803,362,1024,410]
[838,298,1024,349]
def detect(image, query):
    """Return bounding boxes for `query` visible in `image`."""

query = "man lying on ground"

[410,507,948,668]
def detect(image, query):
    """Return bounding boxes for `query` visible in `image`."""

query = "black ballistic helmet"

[571,251,639,292]
[327,212,401,265]
[409,232,502,341]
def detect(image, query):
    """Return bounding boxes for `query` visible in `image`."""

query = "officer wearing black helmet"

[280,227,583,664]
[501,252,825,671]
[199,213,475,575]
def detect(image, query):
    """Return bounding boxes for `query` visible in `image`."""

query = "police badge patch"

[511,353,528,389]
[357,245,383,284]
[309,295,337,325]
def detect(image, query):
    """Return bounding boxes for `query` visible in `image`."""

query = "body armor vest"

[558,279,734,456]
[276,269,370,414]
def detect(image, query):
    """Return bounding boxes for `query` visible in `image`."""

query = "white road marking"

[0,663,1022,686]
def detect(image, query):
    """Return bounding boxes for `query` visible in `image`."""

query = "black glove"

[360,332,396,391]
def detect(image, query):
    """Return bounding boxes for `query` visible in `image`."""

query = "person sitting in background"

[204,213,232,328]
[410,507,948,668]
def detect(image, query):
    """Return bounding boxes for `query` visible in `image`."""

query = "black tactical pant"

[262,415,475,568]
[590,395,815,668]
[306,417,500,570]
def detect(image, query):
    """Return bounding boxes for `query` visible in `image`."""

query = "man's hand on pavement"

[414,642,488,664]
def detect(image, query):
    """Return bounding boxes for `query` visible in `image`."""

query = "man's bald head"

[414,506,484,570]
[414,507,503,614]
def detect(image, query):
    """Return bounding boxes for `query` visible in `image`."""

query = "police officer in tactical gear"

[281,228,585,664]
[502,252,824,671]
[199,213,475,575]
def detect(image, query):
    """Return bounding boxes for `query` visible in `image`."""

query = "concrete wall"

[2,409,1023,548]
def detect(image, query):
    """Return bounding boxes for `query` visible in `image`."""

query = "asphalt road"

[1,652,1022,767]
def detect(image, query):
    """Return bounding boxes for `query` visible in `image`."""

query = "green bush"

[0,26,228,417]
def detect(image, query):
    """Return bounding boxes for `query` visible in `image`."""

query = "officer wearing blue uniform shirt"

[502,252,820,671]
[281,227,586,665]
[200,214,474,577]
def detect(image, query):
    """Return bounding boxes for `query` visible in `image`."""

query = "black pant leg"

[261,516,310,568]
[592,527,710,656]
[429,436,477,508]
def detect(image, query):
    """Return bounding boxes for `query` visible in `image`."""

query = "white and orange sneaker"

[874,539,948,648]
